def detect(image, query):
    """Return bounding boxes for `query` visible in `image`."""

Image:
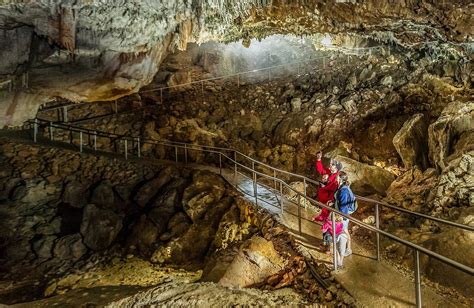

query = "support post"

[279,181,283,214]
[49,121,53,140]
[234,151,237,177]
[137,137,141,157]
[63,106,68,123]
[268,68,271,81]
[79,131,83,153]
[273,169,277,189]
[124,139,128,160]
[33,118,38,143]
[219,153,222,175]
[93,131,97,151]
[237,75,240,87]
[414,250,422,308]
[252,162,258,205]
[175,146,178,163]
[332,212,338,271]
[184,144,188,164]
[375,203,380,261]
[323,57,326,69]
[303,178,307,208]
[160,88,163,104]
[297,195,302,235]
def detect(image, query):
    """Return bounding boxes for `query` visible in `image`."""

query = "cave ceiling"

[0,0,472,127]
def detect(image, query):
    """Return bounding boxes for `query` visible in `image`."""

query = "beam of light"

[321,35,332,47]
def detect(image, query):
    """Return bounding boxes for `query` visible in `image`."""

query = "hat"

[331,159,343,171]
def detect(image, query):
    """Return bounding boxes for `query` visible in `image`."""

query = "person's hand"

[316,151,322,160]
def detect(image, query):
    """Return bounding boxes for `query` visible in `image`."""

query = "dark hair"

[339,171,350,186]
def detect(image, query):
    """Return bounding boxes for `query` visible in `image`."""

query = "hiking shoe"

[344,249,352,257]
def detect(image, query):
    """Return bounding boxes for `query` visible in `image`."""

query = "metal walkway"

[15,119,474,307]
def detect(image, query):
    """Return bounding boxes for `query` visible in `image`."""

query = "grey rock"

[90,180,115,207]
[63,180,89,208]
[393,113,429,169]
[53,233,87,261]
[80,204,122,251]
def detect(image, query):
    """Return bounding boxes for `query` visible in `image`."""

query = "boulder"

[335,155,395,195]
[33,235,57,260]
[392,114,429,169]
[134,166,176,207]
[428,102,474,171]
[62,180,89,208]
[90,180,115,207]
[182,171,226,222]
[80,204,122,251]
[218,236,284,288]
[126,215,160,254]
[53,234,87,261]
[422,208,474,298]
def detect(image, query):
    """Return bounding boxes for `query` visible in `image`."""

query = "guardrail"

[26,118,473,308]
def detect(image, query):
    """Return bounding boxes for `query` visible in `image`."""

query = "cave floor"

[1,130,468,307]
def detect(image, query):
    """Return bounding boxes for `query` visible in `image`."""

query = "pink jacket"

[321,220,343,236]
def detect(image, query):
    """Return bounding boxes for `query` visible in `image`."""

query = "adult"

[334,171,357,256]
[313,151,343,221]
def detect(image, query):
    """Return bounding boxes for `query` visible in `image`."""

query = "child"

[319,216,343,254]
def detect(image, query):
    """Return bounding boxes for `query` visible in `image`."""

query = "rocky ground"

[0,137,353,306]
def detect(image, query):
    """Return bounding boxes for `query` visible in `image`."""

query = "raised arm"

[315,152,330,175]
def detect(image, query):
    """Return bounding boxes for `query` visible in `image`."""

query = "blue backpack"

[335,186,358,215]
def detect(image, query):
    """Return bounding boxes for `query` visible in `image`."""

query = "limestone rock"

[127,215,160,255]
[335,155,395,195]
[428,102,474,171]
[80,204,123,251]
[53,234,87,261]
[33,235,57,260]
[218,236,285,288]
[134,166,177,207]
[182,171,226,222]
[393,114,429,169]
[62,180,89,208]
[90,180,115,208]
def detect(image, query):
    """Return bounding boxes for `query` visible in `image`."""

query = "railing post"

[137,137,141,157]
[323,57,326,69]
[234,151,237,177]
[303,178,307,208]
[219,153,222,175]
[414,250,422,308]
[160,88,163,104]
[201,81,204,99]
[273,169,277,189]
[297,195,302,235]
[124,138,128,160]
[63,106,68,123]
[93,131,97,150]
[375,203,380,261]
[184,144,188,164]
[332,212,338,271]
[175,145,178,163]
[49,121,53,140]
[33,118,38,143]
[237,74,240,87]
[268,68,271,81]
[79,131,83,153]
[252,161,258,205]
[279,181,283,214]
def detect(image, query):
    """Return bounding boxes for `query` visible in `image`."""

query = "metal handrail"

[27,118,473,308]
[30,118,474,233]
